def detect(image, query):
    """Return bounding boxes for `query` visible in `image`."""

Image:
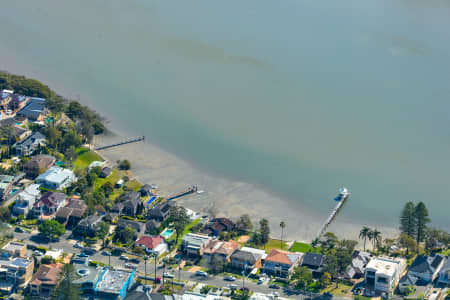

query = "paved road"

[14,230,320,298]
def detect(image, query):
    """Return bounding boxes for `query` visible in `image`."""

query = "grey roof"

[117,218,143,232]
[409,254,445,274]
[146,219,161,229]
[441,257,450,271]
[15,131,45,148]
[78,215,103,227]
[302,253,325,268]
[400,274,419,285]
[231,249,260,264]
[17,97,45,120]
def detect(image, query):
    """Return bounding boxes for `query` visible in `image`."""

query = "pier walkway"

[94,136,145,151]
[315,192,349,241]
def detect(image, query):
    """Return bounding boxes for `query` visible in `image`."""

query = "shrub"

[36,246,48,253]
[41,256,54,264]
[133,246,146,255]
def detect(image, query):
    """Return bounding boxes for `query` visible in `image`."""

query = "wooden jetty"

[166,186,198,201]
[315,188,350,241]
[94,136,145,151]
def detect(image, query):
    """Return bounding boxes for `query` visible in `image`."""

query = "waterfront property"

[201,217,235,237]
[301,252,325,276]
[345,251,372,279]
[364,256,407,294]
[12,184,41,216]
[14,131,46,156]
[135,235,167,256]
[147,202,172,222]
[95,268,135,300]
[16,97,46,122]
[438,257,450,285]
[203,240,241,263]
[262,249,302,278]
[23,154,56,179]
[121,191,141,217]
[29,263,62,297]
[36,166,76,190]
[399,254,446,292]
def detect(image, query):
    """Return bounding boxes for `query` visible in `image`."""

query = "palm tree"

[359,226,371,251]
[280,221,286,250]
[372,229,381,252]
[144,255,149,282]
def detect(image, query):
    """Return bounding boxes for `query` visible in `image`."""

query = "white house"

[36,166,76,190]
[12,184,41,216]
[364,256,407,293]
[135,235,168,256]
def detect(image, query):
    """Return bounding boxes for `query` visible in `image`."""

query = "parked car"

[14,227,25,233]
[120,255,129,260]
[195,270,208,277]
[269,284,280,289]
[34,250,43,256]
[78,253,89,258]
[130,258,140,264]
[164,272,175,279]
[273,292,280,297]
[102,251,111,256]
[228,284,238,290]
[224,276,236,281]
[125,263,135,269]
[74,242,83,249]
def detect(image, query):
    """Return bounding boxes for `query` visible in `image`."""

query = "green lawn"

[74,147,103,169]
[290,242,321,253]
[247,238,288,253]
[321,283,353,297]
[126,179,142,191]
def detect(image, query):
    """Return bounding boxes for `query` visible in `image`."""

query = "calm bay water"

[1,0,449,232]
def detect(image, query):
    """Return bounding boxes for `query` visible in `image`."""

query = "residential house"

[95,268,135,300]
[14,131,46,156]
[112,203,124,214]
[1,242,27,258]
[23,154,56,179]
[302,252,325,276]
[262,249,302,278]
[104,212,119,223]
[345,251,372,279]
[0,175,15,201]
[364,256,407,294]
[16,97,46,122]
[36,166,76,190]
[117,219,144,234]
[31,192,67,218]
[121,191,141,217]
[145,219,162,234]
[9,94,28,111]
[230,247,266,270]
[0,257,34,293]
[147,202,172,222]
[0,90,12,111]
[75,215,104,237]
[203,240,241,263]
[99,167,112,178]
[135,235,168,256]
[29,264,62,298]
[0,124,30,141]
[408,254,445,283]
[55,198,87,228]
[181,233,212,257]
[139,184,153,197]
[438,258,450,285]
[399,254,446,292]
[202,218,235,236]
[12,184,41,216]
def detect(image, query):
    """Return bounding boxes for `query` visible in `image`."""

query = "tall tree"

[236,214,253,234]
[38,220,65,241]
[96,222,110,247]
[52,264,80,300]
[400,202,417,238]
[371,229,382,252]
[414,202,430,244]
[280,221,286,249]
[399,233,416,256]
[169,205,190,243]
[259,218,270,248]
[359,226,371,251]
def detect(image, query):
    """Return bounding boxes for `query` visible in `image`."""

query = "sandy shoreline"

[94,127,399,243]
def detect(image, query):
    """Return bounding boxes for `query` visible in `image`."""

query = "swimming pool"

[161,228,174,239]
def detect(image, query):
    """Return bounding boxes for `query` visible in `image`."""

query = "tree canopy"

[38,220,65,240]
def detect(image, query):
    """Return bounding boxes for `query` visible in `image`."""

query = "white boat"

[337,187,350,199]
[197,190,205,194]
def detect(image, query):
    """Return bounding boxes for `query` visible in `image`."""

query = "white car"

[120,255,129,260]
[164,272,175,279]
[34,250,43,256]
[195,270,208,277]
[224,276,236,281]
[125,263,135,269]
[273,292,280,297]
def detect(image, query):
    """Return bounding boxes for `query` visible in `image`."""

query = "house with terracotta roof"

[31,191,67,218]
[262,249,302,278]
[23,154,56,179]
[136,235,167,256]
[203,240,241,263]
[29,263,62,297]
